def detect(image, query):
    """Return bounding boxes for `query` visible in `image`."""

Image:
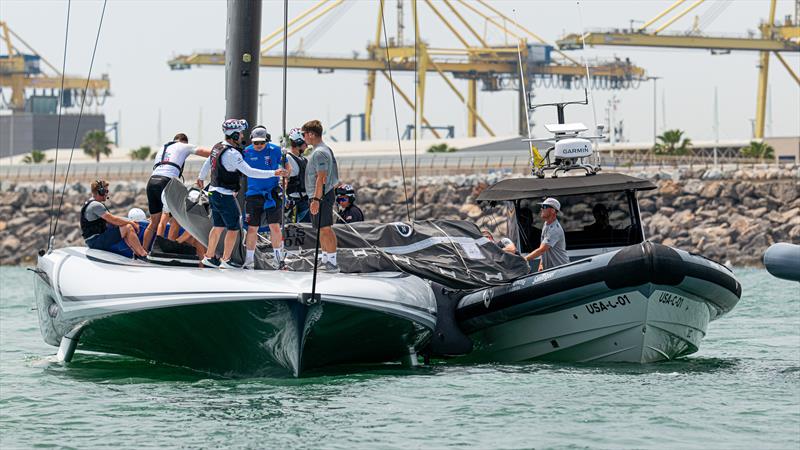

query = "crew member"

[524,197,569,271]
[142,133,210,252]
[584,203,612,232]
[242,126,287,269]
[302,120,339,272]
[80,179,148,261]
[197,119,288,269]
[335,184,364,224]
[284,128,310,223]
[481,229,518,255]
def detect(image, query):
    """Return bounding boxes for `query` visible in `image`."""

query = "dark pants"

[311,189,335,229]
[85,225,123,251]
[209,192,241,231]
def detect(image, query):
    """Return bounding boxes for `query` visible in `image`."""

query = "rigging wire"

[47,0,72,250]
[576,0,601,167]
[50,0,108,246]
[379,0,412,224]
[512,9,535,169]
[413,0,417,224]
[280,0,289,242]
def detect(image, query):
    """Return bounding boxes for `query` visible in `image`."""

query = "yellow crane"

[168,0,647,140]
[0,21,111,112]
[557,0,800,139]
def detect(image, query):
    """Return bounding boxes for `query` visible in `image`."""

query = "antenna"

[576,1,601,166]
[512,9,542,171]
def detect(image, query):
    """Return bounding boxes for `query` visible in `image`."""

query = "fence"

[0,153,786,184]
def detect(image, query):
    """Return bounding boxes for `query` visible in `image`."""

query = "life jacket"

[210,142,241,192]
[80,199,108,239]
[153,141,185,178]
[286,152,307,199]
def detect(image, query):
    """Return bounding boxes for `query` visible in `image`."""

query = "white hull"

[455,242,741,364]
[463,287,710,363]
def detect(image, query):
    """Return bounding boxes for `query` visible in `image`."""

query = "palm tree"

[427,143,457,153]
[82,130,112,162]
[129,145,153,161]
[653,129,692,155]
[21,150,51,164]
[740,141,775,159]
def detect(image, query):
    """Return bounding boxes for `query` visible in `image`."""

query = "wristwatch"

[311,197,321,203]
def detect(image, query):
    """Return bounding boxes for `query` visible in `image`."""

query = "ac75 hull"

[34,248,436,377]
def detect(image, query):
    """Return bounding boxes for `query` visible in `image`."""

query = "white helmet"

[222,118,248,136]
[288,127,305,146]
[127,208,147,221]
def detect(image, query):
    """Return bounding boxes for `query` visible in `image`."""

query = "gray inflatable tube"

[764,243,800,282]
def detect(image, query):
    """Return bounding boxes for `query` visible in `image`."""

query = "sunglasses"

[541,205,553,210]
[253,141,266,146]
[336,197,349,203]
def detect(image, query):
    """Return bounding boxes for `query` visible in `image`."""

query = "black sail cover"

[164,179,529,289]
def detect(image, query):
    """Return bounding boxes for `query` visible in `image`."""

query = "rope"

[379,1,412,224]
[47,0,72,250]
[51,0,108,245]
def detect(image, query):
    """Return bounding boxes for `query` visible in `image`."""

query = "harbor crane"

[557,0,800,139]
[0,21,111,113]
[168,0,648,140]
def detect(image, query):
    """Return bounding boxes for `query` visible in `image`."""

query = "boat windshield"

[515,191,642,252]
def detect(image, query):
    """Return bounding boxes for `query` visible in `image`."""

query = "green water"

[1,267,798,449]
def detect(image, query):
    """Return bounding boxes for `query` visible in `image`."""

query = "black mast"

[225,0,261,134]
[224,0,261,264]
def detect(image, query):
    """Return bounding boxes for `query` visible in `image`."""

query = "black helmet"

[335,184,356,203]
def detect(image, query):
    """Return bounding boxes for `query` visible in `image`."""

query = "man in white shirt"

[196,119,287,269]
[142,133,210,252]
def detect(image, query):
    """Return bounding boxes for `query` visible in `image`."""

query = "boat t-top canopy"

[477,173,657,201]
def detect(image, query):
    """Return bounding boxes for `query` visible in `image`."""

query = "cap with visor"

[539,197,561,212]
[251,127,269,143]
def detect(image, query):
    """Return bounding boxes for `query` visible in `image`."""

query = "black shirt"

[337,204,364,224]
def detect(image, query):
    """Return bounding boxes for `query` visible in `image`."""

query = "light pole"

[258,93,268,125]
[649,76,661,146]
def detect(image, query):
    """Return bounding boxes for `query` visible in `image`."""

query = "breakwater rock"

[1,167,797,267]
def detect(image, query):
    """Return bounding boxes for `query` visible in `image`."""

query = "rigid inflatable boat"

[443,110,742,363]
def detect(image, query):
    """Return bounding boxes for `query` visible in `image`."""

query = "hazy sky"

[2,0,798,148]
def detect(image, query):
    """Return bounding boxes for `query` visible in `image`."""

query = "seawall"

[0,167,797,266]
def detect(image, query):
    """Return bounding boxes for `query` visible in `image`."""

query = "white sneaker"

[219,259,242,269]
[319,262,340,273]
[242,259,255,270]
[202,256,221,268]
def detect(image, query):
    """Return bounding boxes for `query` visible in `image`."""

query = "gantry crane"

[168,0,647,140]
[557,0,800,139]
[0,21,111,112]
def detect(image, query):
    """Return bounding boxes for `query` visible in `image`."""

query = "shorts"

[146,175,172,214]
[245,193,282,227]
[209,192,241,231]
[85,225,123,251]
[311,189,334,229]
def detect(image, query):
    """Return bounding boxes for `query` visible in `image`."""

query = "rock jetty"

[1,167,797,267]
